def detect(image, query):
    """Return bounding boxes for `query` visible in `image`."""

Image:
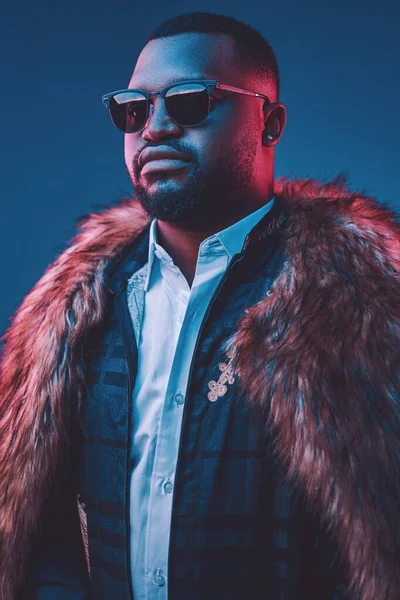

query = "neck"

[155,193,273,288]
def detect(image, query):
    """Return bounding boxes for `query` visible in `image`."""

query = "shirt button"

[175,393,184,406]
[154,568,166,586]
[163,480,173,494]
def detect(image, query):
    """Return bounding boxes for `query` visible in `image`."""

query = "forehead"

[129,32,240,90]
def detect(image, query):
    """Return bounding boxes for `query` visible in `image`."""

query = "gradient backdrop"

[1,0,399,339]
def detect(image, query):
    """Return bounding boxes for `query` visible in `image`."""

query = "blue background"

[1,0,399,336]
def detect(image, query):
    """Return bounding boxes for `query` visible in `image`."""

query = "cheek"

[195,128,254,166]
[124,135,132,161]
[198,103,259,157]
[191,121,239,162]
[124,135,138,173]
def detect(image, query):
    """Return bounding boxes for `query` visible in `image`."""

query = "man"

[0,10,399,600]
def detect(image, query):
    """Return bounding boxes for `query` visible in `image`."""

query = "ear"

[262,103,287,146]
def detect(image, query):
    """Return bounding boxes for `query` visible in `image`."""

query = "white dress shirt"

[127,198,275,599]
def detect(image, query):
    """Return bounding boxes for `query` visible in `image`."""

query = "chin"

[137,172,191,196]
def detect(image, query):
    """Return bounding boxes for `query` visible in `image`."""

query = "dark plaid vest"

[76,198,350,600]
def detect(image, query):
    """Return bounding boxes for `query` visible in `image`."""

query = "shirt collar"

[144,197,275,291]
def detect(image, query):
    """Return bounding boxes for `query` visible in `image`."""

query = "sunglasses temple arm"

[216,82,269,102]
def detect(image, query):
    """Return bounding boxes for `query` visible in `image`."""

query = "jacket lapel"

[126,264,148,343]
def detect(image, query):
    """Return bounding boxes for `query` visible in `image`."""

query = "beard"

[129,130,257,230]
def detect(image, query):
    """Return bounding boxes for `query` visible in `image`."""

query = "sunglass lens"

[165,83,209,126]
[109,91,147,133]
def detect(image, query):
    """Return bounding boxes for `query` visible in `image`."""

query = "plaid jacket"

[22,198,350,599]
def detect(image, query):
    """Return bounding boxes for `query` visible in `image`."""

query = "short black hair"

[146,12,280,98]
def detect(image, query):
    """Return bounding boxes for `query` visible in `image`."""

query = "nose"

[141,95,182,142]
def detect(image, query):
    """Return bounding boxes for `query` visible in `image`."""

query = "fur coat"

[0,176,399,600]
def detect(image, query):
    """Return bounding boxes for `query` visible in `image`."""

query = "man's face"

[124,32,275,229]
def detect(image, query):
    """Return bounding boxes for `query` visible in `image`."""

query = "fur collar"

[0,176,399,599]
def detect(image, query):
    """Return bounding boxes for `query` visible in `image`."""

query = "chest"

[77,240,284,492]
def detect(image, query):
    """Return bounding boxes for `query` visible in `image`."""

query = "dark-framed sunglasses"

[102,79,271,133]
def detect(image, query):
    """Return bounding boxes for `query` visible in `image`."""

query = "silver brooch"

[207,350,236,402]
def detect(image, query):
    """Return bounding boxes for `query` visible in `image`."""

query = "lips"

[139,146,191,170]
[141,160,191,176]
